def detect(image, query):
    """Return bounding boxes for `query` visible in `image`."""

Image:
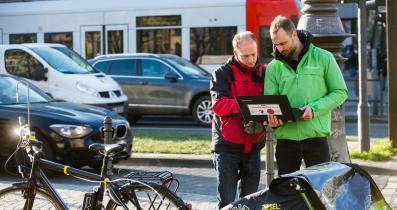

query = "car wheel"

[127,114,142,124]
[192,95,213,127]
[39,137,57,176]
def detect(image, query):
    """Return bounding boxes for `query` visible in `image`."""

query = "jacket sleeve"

[263,62,279,95]
[308,52,348,117]
[210,67,240,117]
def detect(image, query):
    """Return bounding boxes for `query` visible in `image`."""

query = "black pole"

[265,127,275,185]
[387,0,397,147]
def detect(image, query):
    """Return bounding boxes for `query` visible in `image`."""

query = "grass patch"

[350,139,397,161]
[133,130,212,154]
[133,130,397,161]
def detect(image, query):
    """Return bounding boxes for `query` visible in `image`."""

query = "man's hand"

[300,105,313,120]
[264,114,283,128]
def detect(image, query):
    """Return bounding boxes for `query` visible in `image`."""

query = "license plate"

[112,105,124,113]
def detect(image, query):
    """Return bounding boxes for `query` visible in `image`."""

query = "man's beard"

[287,45,297,58]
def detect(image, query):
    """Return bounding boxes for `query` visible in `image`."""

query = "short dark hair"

[270,15,296,35]
[232,31,257,50]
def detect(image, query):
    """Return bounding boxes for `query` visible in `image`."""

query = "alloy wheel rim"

[196,99,213,124]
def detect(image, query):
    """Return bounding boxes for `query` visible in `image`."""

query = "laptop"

[236,95,302,122]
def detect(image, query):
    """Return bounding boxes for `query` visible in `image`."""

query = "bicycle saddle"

[89,143,126,156]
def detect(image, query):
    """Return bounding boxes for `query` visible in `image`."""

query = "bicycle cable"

[3,128,28,176]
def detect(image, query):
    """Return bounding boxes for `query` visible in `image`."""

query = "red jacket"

[210,57,266,153]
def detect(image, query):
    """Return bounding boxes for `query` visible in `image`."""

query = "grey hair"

[232,31,257,50]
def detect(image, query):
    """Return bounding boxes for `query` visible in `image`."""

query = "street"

[135,115,389,139]
[0,164,390,210]
[0,116,392,209]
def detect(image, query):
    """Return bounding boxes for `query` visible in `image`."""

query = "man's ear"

[291,31,298,39]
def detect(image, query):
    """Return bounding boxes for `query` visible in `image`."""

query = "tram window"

[259,26,273,63]
[85,31,101,59]
[5,49,44,81]
[9,33,37,44]
[190,27,236,64]
[109,59,137,76]
[137,29,181,56]
[137,15,181,27]
[44,32,73,49]
[108,30,124,54]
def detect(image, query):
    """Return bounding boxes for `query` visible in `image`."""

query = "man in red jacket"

[210,31,266,209]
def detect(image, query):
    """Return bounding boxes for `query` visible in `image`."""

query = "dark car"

[89,54,213,126]
[0,75,132,168]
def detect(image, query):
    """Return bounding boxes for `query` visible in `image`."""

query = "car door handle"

[139,81,148,85]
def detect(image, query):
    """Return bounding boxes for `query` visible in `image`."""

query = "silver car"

[89,54,212,126]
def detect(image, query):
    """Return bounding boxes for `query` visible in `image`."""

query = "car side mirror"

[164,71,178,82]
[46,92,54,99]
[32,66,48,81]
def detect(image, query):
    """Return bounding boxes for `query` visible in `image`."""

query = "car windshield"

[163,56,210,77]
[0,76,52,105]
[31,46,97,74]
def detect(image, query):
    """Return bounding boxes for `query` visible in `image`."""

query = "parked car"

[89,54,213,126]
[0,44,128,116]
[0,75,132,168]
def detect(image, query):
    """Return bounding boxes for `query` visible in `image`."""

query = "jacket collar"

[228,56,259,74]
[274,30,313,63]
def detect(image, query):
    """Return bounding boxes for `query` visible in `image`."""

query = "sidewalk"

[125,145,397,208]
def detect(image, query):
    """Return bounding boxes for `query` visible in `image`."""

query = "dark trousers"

[213,151,261,209]
[275,137,330,175]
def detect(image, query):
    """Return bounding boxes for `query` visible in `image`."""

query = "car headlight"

[50,124,93,138]
[76,82,100,97]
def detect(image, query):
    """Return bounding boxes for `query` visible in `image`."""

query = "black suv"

[89,54,212,126]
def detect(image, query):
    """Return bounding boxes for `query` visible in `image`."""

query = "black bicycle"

[0,116,190,210]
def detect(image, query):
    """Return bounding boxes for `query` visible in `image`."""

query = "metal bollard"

[265,126,275,186]
[103,115,113,144]
[102,115,114,176]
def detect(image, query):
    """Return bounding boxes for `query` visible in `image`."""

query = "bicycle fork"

[22,179,37,210]
[22,153,41,210]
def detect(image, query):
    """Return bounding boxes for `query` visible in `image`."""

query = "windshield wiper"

[30,101,49,104]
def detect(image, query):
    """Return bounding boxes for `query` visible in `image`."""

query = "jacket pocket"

[221,116,244,143]
[300,66,323,77]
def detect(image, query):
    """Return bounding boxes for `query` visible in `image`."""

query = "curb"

[119,153,397,176]
[345,115,388,123]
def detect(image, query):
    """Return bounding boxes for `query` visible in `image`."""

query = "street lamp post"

[357,0,371,152]
[297,0,352,163]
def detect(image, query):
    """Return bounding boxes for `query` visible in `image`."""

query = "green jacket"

[264,42,348,141]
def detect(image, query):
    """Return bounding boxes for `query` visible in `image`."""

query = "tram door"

[81,25,128,59]
[0,28,3,44]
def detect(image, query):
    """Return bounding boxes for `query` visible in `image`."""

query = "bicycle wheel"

[106,184,187,210]
[0,184,63,210]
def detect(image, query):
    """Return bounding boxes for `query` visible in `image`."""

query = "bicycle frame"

[20,146,120,210]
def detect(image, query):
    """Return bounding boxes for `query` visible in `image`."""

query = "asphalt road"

[134,115,389,138]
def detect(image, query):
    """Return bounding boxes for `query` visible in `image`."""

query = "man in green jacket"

[264,16,348,175]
